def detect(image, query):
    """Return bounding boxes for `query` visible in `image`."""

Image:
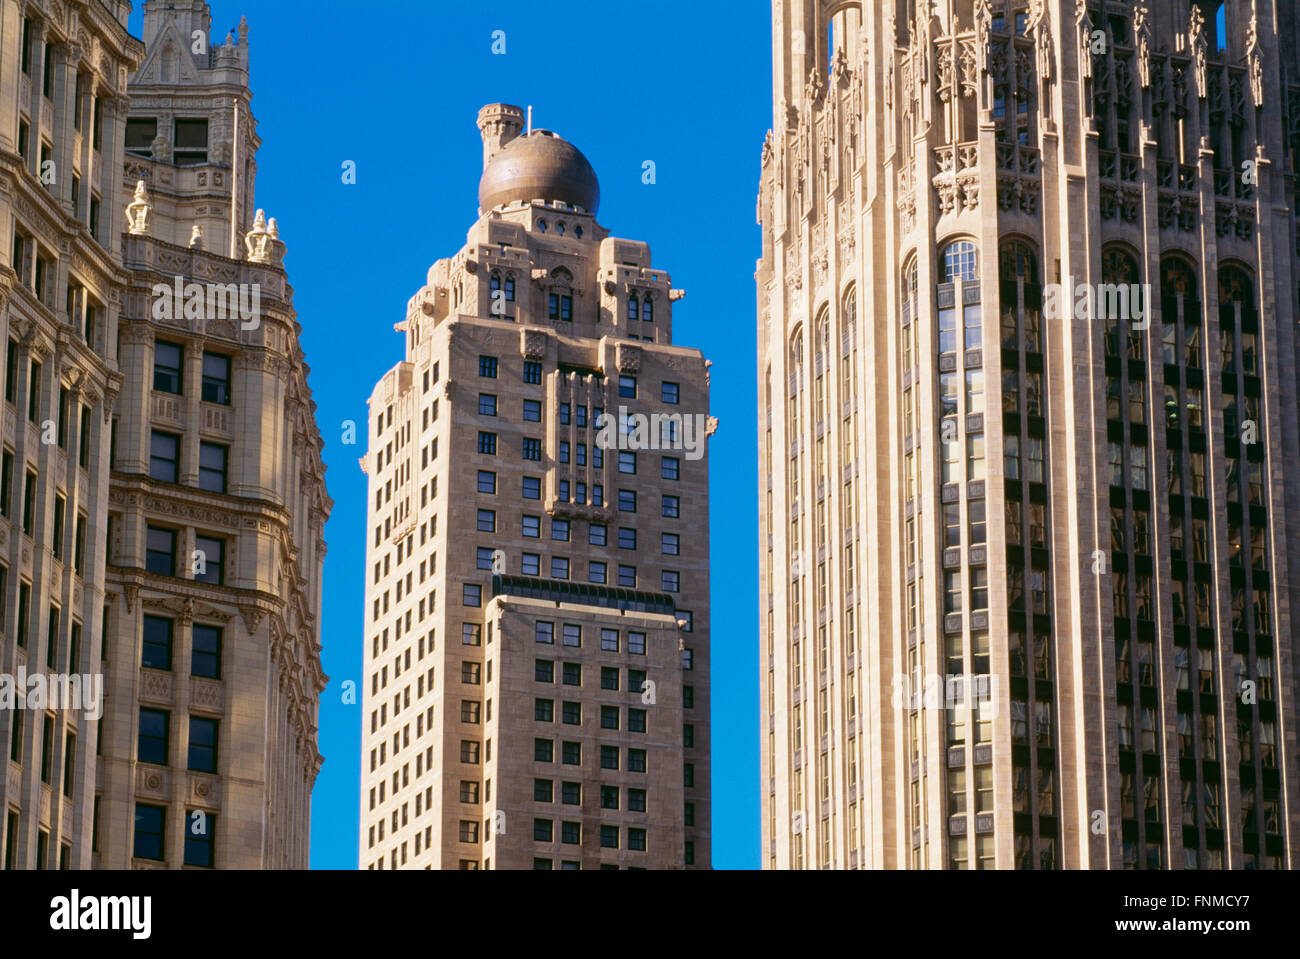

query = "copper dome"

[478,130,600,215]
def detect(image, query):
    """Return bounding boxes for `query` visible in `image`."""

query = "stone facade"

[0,0,328,871]
[759,0,1299,870]
[360,105,712,869]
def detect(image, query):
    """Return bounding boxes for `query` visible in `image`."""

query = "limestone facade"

[360,105,712,869]
[759,0,1300,869]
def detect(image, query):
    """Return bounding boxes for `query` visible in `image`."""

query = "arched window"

[574,225,583,239]
[556,222,566,236]
[790,328,804,369]
[999,241,1040,284]
[504,274,516,302]
[490,272,501,295]
[1102,247,1142,359]
[628,294,639,322]
[1218,265,1256,379]
[941,240,978,284]
[642,296,654,324]
[1161,258,1198,301]
[537,219,548,233]
[1218,266,1253,309]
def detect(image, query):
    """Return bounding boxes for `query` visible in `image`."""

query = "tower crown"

[476,108,600,216]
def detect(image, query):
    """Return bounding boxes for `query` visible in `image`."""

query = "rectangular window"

[142,615,174,670]
[478,356,498,378]
[133,804,166,862]
[523,400,542,422]
[478,393,498,416]
[523,438,542,461]
[192,625,222,679]
[153,342,183,394]
[137,708,170,765]
[478,431,497,455]
[523,476,541,499]
[194,535,224,585]
[145,527,176,576]
[198,443,228,493]
[628,632,646,655]
[523,361,542,384]
[183,812,215,868]
[201,352,232,404]
[149,431,181,483]
[619,376,637,399]
[662,457,680,481]
[187,716,218,773]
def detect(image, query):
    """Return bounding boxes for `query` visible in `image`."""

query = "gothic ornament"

[1135,3,1152,88]
[1246,5,1264,109]
[125,180,151,235]
[1189,5,1208,99]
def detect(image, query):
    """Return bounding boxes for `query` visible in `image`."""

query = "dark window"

[662,382,680,404]
[133,804,166,862]
[27,361,41,424]
[523,476,541,499]
[523,400,542,422]
[619,375,637,398]
[0,451,11,518]
[534,659,554,683]
[523,438,542,461]
[142,616,174,670]
[183,812,214,867]
[51,494,65,559]
[192,625,222,679]
[194,536,224,585]
[146,527,176,576]
[478,431,497,455]
[533,779,553,802]
[154,342,183,394]
[523,361,542,384]
[150,431,180,483]
[201,353,231,405]
[479,356,498,378]
[561,742,581,765]
[477,471,496,494]
[618,489,637,512]
[478,393,498,416]
[534,739,554,763]
[198,443,228,493]
[187,716,218,773]
[663,495,680,519]
[125,118,158,156]
[173,118,209,165]
[137,708,170,765]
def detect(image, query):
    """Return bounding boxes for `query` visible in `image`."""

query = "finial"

[126,180,152,236]
[189,225,204,249]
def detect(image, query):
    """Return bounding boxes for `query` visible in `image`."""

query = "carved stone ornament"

[125,180,151,236]
[244,209,274,263]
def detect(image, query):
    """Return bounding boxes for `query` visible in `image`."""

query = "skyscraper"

[360,104,712,869]
[0,0,329,870]
[758,0,1299,869]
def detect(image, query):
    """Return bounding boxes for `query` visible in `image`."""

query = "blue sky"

[129,0,773,869]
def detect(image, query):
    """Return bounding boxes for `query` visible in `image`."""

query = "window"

[192,625,222,679]
[478,431,497,455]
[137,708,170,765]
[589,524,607,546]
[535,659,554,683]
[662,457,680,481]
[629,749,647,773]
[522,553,541,575]
[182,812,215,868]
[477,470,497,494]
[198,443,228,493]
[146,527,176,576]
[550,557,570,579]
[562,662,582,685]
[562,702,581,725]
[462,584,482,607]
[619,376,637,399]
[535,698,554,722]
[533,818,553,841]
[618,565,637,588]
[601,628,620,652]
[523,438,542,461]
[552,519,570,542]
[201,352,231,405]
[618,490,637,512]
[662,382,680,404]
[523,476,541,499]
[562,742,581,765]
[588,561,607,584]
[149,431,180,483]
[562,624,582,648]
[142,615,173,670]
[154,342,183,394]
[476,547,496,571]
[523,515,541,538]
[133,804,166,862]
[662,570,679,593]
[663,533,680,556]
[173,118,209,165]
[187,717,218,773]
[524,361,542,384]
[479,356,498,378]
[478,393,498,416]
[522,400,542,422]
[194,536,224,585]
[535,622,555,645]
[534,779,553,802]
[617,527,637,551]
[462,623,482,646]
[628,828,647,851]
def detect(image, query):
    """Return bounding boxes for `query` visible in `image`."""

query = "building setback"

[0,0,329,870]
[758,0,1299,869]
[360,104,712,869]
